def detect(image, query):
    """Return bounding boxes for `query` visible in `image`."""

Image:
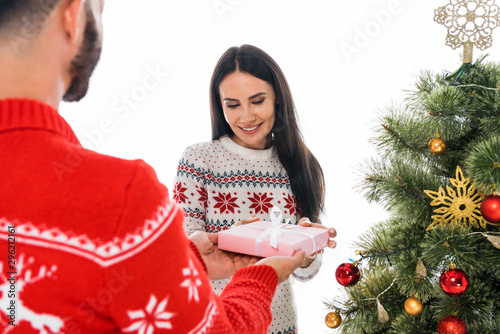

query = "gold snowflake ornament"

[434,0,500,63]
[424,166,487,230]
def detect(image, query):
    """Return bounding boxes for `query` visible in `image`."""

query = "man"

[0,0,310,332]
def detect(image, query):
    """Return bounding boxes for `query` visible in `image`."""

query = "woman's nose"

[240,105,256,123]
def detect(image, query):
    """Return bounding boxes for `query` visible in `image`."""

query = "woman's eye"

[226,104,239,109]
[252,99,264,105]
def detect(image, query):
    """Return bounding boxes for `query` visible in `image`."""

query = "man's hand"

[189,231,260,280]
[255,251,306,283]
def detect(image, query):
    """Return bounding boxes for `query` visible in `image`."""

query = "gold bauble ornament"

[428,132,446,156]
[404,296,424,316]
[325,311,342,328]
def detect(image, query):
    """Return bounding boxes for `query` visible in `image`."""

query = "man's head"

[0,0,61,37]
[0,0,104,103]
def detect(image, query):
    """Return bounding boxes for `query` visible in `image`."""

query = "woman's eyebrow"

[223,92,267,101]
[249,92,267,99]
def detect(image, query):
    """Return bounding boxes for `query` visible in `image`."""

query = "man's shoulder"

[63,145,159,186]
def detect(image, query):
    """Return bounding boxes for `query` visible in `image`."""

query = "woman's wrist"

[300,254,316,268]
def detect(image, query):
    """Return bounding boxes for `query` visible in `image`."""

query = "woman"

[174,44,334,334]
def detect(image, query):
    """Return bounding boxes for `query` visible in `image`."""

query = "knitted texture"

[0,98,279,334]
[174,136,322,334]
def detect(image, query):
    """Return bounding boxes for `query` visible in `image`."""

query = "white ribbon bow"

[254,206,316,256]
[267,205,288,248]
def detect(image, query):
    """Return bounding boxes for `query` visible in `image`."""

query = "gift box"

[218,206,329,257]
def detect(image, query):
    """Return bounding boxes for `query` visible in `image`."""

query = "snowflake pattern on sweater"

[175,135,322,334]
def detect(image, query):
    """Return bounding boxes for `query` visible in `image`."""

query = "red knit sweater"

[0,98,278,333]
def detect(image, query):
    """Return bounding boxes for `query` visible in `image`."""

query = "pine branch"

[464,135,500,193]
[332,56,500,333]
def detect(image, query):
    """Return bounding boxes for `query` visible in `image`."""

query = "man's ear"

[62,0,85,45]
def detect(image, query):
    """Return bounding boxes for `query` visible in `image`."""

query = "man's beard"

[63,5,102,102]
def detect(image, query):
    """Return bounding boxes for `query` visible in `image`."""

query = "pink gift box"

[218,221,329,258]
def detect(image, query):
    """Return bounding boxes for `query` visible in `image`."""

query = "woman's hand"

[233,215,260,227]
[297,217,337,268]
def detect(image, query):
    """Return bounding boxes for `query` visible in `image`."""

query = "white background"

[59,1,500,332]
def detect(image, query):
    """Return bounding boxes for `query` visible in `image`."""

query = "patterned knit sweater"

[0,98,280,334]
[174,135,323,334]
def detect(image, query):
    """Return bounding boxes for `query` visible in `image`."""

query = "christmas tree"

[325,1,500,333]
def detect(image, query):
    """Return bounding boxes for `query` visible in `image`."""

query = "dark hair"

[209,44,325,221]
[0,0,61,38]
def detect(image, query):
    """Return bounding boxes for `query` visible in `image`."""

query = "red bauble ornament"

[437,315,467,334]
[480,194,500,225]
[440,268,469,297]
[335,262,361,287]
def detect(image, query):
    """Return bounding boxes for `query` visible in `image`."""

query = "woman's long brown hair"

[209,44,325,221]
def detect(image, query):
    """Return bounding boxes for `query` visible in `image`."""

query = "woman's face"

[219,71,276,150]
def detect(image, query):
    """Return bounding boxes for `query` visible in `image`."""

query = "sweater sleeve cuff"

[232,265,279,295]
[188,240,208,273]
[292,253,322,282]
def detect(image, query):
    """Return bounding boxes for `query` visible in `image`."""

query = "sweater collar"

[0,98,80,145]
[220,134,275,160]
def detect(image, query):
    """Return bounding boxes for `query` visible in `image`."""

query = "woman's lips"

[239,123,262,135]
